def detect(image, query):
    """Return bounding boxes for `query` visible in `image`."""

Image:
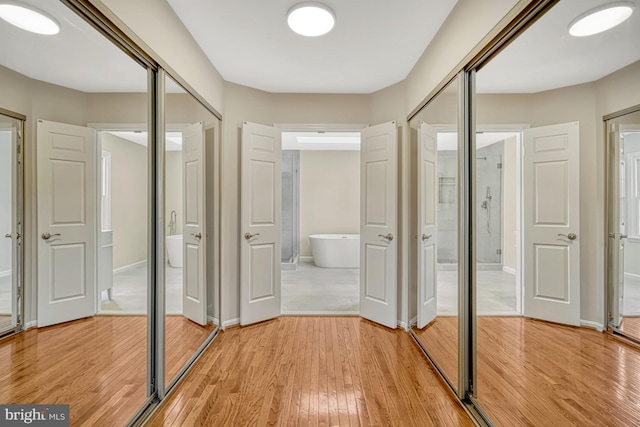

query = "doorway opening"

[607,108,640,342]
[0,111,23,336]
[280,130,361,315]
[435,129,522,317]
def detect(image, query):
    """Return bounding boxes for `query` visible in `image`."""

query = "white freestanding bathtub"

[166,235,183,268]
[309,234,360,268]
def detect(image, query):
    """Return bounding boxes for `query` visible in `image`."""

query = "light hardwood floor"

[0,315,214,426]
[148,317,473,426]
[414,317,640,426]
[619,317,640,339]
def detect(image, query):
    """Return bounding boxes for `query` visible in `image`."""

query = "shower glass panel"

[281,150,300,268]
[0,112,21,334]
[608,108,640,342]
[410,75,460,392]
[164,74,220,391]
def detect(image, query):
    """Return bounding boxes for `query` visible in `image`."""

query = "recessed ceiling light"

[0,3,60,35]
[287,2,335,37]
[568,2,634,37]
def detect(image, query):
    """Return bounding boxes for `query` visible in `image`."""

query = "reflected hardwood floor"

[0,315,214,426]
[619,317,640,339]
[148,317,473,426]
[415,317,640,426]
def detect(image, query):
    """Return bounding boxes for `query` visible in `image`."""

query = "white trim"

[207,315,220,326]
[397,320,409,330]
[222,317,240,329]
[580,320,604,332]
[25,320,37,330]
[625,272,640,286]
[98,310,147,316]
[409,315,417,327]
[299,256,314,262]
[281,311,359,316]
[274,123,368,131]
[503,266,516,275]
[113,260,146,274]
[0,270,11,278]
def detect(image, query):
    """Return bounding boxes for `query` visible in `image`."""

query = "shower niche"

[281,150,300,270]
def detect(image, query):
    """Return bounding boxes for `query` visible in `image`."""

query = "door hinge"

[497,162,502,169]
[496,249,502,255]
[17,314,21,325]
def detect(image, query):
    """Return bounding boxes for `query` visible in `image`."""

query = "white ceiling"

[0,0,638,96]
[282,131,360,150]
[476,0,640,93]
[166,0,458,94]
[105,131,183,151]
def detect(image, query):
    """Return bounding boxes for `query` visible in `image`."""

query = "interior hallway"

[148,317,472,426]
[414,317,640,426]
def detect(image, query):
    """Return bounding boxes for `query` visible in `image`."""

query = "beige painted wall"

[90,0,225,114]
[299,151,360,257]
[502,136,517,271]
[101,133,148,269]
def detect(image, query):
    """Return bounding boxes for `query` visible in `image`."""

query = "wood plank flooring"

[0,315,214,426]
[414,317,640,426]
[148,317,473,426]
[619,317,640,339]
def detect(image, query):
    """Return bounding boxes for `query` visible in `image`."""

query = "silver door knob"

[422,234,432,241]
[192,232,202,240]
[41,232,61,240]
[557,233,577,241]
[244,232,260,240]
[378,233,393,241]
[620,234,628,239]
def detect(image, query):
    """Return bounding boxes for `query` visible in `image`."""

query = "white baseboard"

[624,272,640,286]
[222,317,240,329]
[580,320,604,332]
[25,320,37,330]
[0,270,11,278]
[113,260,147,274]
[503,266,516,275]
[207,315,220,326]
[397,320,409,330]
[299,256,314,262]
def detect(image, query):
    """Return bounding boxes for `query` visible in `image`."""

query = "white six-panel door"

[523,122,580,326]
[37,120,96,327]
[417,122,438,329]
[182,122,207,325]
[360,121,397,329]
[240,122,281,326]
[609,123,625,327]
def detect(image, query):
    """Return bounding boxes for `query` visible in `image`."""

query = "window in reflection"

[410,76,460,391]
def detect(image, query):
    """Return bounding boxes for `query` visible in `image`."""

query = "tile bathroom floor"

[282,259,359,314]
[100,261,183,315]
[437,269,518,315]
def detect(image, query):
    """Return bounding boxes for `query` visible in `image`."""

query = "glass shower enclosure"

[281,150,300,269]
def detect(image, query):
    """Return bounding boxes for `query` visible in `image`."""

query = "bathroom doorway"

[279,129,362,314]
[433,129,522,317]
[96,128,184,316]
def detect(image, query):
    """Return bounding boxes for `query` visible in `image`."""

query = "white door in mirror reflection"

[417,122,438,329]
[37,120,96,327]
[360,121,397,329]
[523,122,580,326]
[182,121,207,325]
[240,121,282,326]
